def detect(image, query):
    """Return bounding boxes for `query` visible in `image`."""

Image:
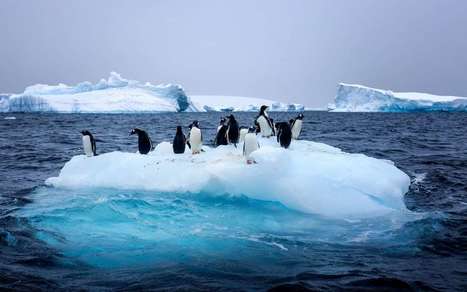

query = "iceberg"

[0,73,304,113]
[1,72,191,113]
[46,138,410,218]
[331,83,467,112]
[190,95,305,112]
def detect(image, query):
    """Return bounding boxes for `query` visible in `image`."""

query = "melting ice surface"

[20,139,414,268]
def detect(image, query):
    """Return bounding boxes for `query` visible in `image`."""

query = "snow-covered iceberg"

[1,73,304,113]
[1,72,191,113]
[331,83,467,112]
[190,95,305,112]
[46,138,410,218]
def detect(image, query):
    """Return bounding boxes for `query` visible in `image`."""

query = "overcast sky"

[1,0,467,107]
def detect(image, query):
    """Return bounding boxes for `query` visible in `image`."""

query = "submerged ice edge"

[45,139,411,219]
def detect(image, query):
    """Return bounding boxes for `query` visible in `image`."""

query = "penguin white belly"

[190,127,202,153]
[291,120,303,139]
[239,128,248,142]
[82,136,94,157]
[257,116,273,137]
[243,133,258,159]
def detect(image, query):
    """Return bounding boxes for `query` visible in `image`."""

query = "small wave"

[3,116,16,120]
[412,172,426,185]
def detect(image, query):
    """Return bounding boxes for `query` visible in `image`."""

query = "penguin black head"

[129,128,143,136]
[260,105,268,114]
[219,117,226,125]
[81,130,91,136]
[248,126,256,133]
[176,126,183,133]
[297,113,304,120]
[191,120,199,128]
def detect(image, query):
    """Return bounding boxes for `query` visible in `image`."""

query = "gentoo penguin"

[129,128,152,154]
[214,118,229,146]
[290,113,304,140]
[173,126,186,154]
[226,114,240,145]
[243,127,260,164]
[276,122,292,149]
[239,126,249,143]
[81,130,96,157]
[255,105,275,137]
[188,120,202,154]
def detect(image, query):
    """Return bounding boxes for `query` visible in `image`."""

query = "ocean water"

[0,112,466,291]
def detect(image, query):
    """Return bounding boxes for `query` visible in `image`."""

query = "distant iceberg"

[2,72,191,113]
[330,83,467,112]
[0,73,304,113]
[189,95,305,112]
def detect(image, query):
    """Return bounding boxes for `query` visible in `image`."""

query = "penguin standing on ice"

[173,126,186,154]
[255,105,275,137]
[214,117,228,146]
[226,114,240,146]
[129,128,153,154]
[239,126,249,143]
[290,113,304,139]
[81,130,97,157]
[217,117,226,133]
[243,127,260,164]
[276,122,292,149]
[188,120,202,154]
[270,118,275,135]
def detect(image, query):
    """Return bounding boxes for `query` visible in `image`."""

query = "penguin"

[217,117,226,133]
[290,113,304,140]
[255,105,275,137]
[129,128,152,155]
[81,130,97,157]
[270,118,276,136]
[243,127,260,164]
[188,120,202,154]
[173,126,186,154]
[276,122,292,149]
[239,126,249,143]
[214,121,229,147]
[226,114,240,145]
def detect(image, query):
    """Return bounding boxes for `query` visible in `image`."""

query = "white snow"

[189,95,304,112]
[331,83,467,112]
[46,138,410,218]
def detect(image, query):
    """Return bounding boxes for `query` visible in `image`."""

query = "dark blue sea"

[0,112,466,291]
